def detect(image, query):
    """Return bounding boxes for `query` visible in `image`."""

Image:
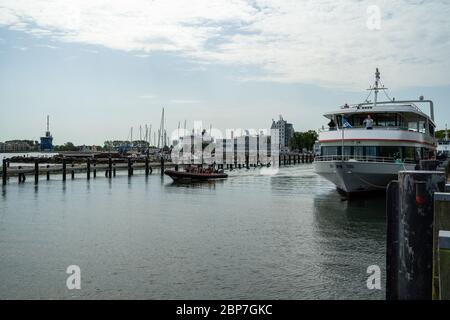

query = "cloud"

[0,0,449,88]
[12,45,27,51]
[169,99,201,104]
[81,48,98,54]
[139,94,157,99]
[36,44,59,49]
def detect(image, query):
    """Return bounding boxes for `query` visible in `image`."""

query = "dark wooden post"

[145,156,150,176]
[160,156,164,176]
[93,161,97,178]
[113,164,116,177]
[34,159,39,184]
[86,158,91,180]
[62,158,66,181]
[388,171,445,300]
[386,181,400,300]
[108,157,113,178]
[71,163,75,179]
[46,165,50,180]
[2,159,7,185]
[128,158,132,177]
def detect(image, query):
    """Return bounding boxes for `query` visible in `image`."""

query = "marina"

[0,164,386,300]
[1,1,450,306]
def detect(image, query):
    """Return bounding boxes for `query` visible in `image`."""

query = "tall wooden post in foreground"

[386,171,445,300]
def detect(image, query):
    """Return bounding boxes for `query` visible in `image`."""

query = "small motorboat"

[165,165,228,182]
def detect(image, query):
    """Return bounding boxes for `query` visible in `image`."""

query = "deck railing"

[318,126,427,134]
[314,155,417,164]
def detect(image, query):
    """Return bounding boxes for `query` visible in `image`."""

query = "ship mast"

[367,68,387,108]
[374,68,380,108]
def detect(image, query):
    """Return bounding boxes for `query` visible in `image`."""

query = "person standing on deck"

[363,115,374,130]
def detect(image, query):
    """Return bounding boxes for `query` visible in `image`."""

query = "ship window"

[343,146,352,156]
[379,146,401,159]
[354,146,364,157]
[408,121,419,132]
[321,146,338,156]
[365,146,377,157]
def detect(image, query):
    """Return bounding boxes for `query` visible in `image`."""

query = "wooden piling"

[2,159,6,185]
[160,157,164,176]
[34,160,39,184]
[86,158,91,180]
[93,161,97,178]
[108,157,113,179]
[46,165,50,180]
[145,156,150,176]
[128,158,132,177]
[386,181,400,300]
[390,171,445,300]
[71,163,75,180]
[62,159,66,181]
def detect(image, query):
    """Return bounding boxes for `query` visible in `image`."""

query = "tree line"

[289,130,318,152]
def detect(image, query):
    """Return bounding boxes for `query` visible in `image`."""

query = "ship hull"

[313,160,416,194]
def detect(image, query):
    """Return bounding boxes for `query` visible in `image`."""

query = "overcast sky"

[1,0,449,145]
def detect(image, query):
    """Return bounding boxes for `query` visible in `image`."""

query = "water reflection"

[311,189,386,299]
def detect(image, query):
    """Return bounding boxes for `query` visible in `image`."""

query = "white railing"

[318,126,424,133]
[314,155,417,164]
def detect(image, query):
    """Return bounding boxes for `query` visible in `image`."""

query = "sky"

[0,0,449,145]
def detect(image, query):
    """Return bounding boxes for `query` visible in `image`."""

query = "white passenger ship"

[314,69,437,194]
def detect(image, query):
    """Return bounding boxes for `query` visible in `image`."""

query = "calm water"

[0,165,386,299]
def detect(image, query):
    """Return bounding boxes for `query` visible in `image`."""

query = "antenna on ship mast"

[367,68,388,108]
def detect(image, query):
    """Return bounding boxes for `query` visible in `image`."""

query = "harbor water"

[0,164,386,299]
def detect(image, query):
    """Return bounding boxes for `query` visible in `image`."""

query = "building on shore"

[271,115,294,152]
[0,140,38,152]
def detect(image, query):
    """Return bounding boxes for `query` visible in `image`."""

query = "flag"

[342,116,352,129]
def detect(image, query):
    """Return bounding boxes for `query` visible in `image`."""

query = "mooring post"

[390,171,446,300]
[93,160,97,178]
[34,159,39,184]
[46,165,50,180]
[432,193,450,299]
[86,158,91,180]
[145,156,150,176]
[302,154,305,163]
[2,159,7,185]
[160,156,164,176]
[128,158,132,177]
[62,158,66,181]
[113,164,116,177]
[386,180,400,300]
[71,163,75,179]
[108,157,112,179]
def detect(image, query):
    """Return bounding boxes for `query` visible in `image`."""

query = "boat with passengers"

[314,68,437,194]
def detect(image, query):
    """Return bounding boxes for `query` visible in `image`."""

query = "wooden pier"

[1,152,314,185]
